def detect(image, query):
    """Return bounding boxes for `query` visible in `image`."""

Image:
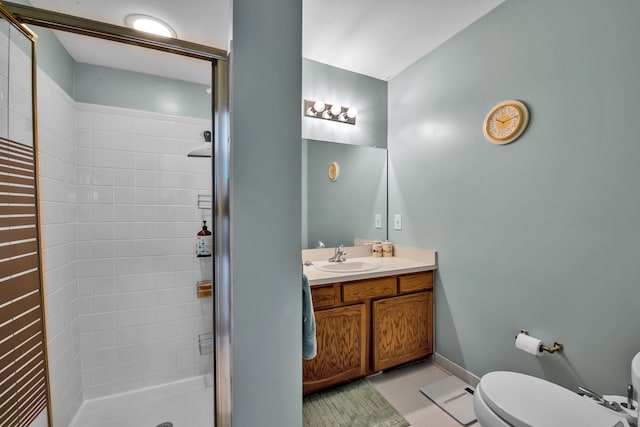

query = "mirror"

[302,139,387,249]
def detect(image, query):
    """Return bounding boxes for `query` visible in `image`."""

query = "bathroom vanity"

[302,246,436,395]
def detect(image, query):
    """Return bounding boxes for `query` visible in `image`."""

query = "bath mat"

[303,379,409,427]
[419,376,476,425]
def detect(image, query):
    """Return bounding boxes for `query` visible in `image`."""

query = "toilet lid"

[479,371,626,427]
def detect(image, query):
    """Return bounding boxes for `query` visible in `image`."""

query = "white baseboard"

[433,352,481,388]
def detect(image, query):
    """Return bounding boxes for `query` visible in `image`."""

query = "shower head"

[187,130,212,158]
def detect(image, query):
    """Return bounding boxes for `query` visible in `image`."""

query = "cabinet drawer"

[311,285,337,309]
[398,271,433,294]
[342,277,396,302]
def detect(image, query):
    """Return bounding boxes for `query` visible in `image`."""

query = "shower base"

[69,375,214,427]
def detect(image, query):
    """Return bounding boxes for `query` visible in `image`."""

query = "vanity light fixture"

[304,99,357,125]
[125,14,177,38]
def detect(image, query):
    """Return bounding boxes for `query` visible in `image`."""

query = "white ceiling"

[303,0,503,81]
[26,0,503,84]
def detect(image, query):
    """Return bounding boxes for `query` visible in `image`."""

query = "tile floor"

[369,360,479,427]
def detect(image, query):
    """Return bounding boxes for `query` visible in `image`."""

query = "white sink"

[314,260,382,273]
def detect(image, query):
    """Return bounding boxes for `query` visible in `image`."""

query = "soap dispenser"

[196,221,212,257]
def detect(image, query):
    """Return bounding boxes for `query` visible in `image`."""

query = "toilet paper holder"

[518,329,563,354]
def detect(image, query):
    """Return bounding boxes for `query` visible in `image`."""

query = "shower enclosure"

[0,7,51,427]
[1,3,231,426]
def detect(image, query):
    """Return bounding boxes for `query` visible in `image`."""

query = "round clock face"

[483,100,529,144]
[328,161,340,181]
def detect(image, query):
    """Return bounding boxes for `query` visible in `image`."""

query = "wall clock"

[328,161,340,181]
[483,100,529,145]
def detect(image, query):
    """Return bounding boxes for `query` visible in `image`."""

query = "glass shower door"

[0,5,52,426]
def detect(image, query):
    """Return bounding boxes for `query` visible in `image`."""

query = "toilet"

[473,371,632,427]
[633,351,640,407]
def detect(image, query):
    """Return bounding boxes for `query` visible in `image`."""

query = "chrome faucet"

[328,245,347,263]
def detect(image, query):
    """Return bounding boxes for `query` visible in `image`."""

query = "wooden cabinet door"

[303,303,367,394]
[372,291,432,372]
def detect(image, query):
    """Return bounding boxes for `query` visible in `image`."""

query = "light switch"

[393,214,402,230]
[375,214,382,229]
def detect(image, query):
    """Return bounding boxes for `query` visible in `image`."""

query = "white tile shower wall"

[37,69,83,427]
[0,31,32,163]
[0,31,8,138]
[75,103,213,399]
[8,35,34,145]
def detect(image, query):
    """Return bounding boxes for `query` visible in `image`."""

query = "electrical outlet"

[375,214,382,229]
[393,214,402,230]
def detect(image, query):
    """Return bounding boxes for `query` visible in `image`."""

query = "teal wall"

[388,0,640,394]
[28,21,210,119]
[74,63,211,119]
[231,0,302,425]
[10,0,76,94]
[34,26,75,96]
[302,59,387,148]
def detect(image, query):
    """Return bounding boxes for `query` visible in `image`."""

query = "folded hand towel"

[302,274,317,360]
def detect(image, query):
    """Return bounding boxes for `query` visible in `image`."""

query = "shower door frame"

[2,3,233,426]
[0,4,51,426]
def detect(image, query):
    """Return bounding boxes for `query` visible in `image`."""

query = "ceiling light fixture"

[125,14,177,38]
[304,99,357,125]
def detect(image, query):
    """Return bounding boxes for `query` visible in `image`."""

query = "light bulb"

[125,14,176,38]
[338,113,348,122]
[330,104,342,116]
[313,100,325,113]
[346,107,358,119]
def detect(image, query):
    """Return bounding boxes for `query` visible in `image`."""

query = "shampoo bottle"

[196,221,212,257]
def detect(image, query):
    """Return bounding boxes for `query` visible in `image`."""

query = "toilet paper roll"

[515,333,544,356]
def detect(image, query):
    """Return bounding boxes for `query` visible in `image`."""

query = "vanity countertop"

[303,245,437,286]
